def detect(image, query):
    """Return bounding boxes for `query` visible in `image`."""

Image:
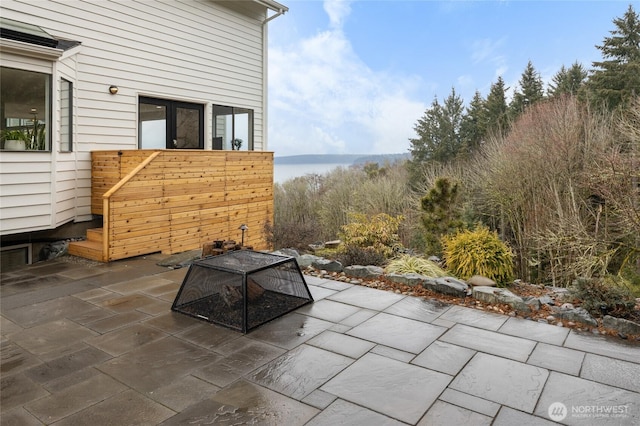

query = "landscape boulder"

[311,258,343,272]
[297,254,323,269]
[473,286,528,311]
[553,306,598,327]
[385,272,426,287]
[467,275,497,287]
[602,315,640,335]
[423,277,468,298]
[344,265,384,279]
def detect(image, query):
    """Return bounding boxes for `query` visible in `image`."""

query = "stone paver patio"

[1,254,639,425]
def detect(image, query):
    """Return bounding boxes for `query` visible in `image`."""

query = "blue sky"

[267,0,637,156]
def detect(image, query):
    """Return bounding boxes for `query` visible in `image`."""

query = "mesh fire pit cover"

[172,250,313,333]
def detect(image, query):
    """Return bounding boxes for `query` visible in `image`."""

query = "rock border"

[287,250,640,340]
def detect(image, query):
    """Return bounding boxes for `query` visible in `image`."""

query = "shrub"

[338,212,404,261]
[571,276,636,318]
[442,225,514,285]
[420,177,466,256]
[337,246,387,267]
[385,255,448,277]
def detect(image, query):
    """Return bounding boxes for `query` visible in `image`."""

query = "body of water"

[273,163,354,183]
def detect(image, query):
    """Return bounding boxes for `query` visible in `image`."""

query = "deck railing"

[92,149,273,262]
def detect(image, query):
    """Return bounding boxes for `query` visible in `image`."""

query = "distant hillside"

[274,153,410,165]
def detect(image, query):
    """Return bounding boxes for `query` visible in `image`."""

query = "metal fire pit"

[172,250,313,333]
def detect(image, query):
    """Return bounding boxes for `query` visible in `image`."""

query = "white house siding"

[0,0,270,235]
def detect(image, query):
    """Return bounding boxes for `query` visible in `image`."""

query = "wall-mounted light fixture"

[108,85,119,95]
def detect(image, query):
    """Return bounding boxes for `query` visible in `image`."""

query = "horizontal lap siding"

[1,0,268,234]
[95,150,273,261]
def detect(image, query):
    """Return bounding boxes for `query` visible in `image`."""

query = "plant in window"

[231,138,243,150]
[1,129,29,150]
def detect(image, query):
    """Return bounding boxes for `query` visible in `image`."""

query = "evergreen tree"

[510,61,545,120]
[548,62,588,97]
[460,90,487,157]
[485,76,510,137]
[408,88,465,183]
[585,4,640,109]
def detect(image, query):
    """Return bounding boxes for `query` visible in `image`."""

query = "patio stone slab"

[327,285,405,311]
[247,313,334,350]
[84,310,149,333]
[370,345,415,362]
[142,311,202,334]
[308,285,338,301]
[527,343,584,376]
[498,316,570,345]
[97,336,220,393]
[85,323,167,356]
[0,373,49,412]
[412,340,476,375]
[564,331,640,363]
[24,372,126,424]
[99,293,159,312]
[24,345,111,384]
[383,296,450,323]
[306,398,405,426]
[7,319,96,357]
[493,407,557,426]
[175,322,240,351]
[159,379,319,425]
[105,276,174,295]
[440,323,536,361]
[321,352,452,424]
[438,388,500,417]
[149,375,220,412]
[0,315,22,337]
[194,339,285,387]
[580,353,640,392]
[0,407,43,425]
[248,344,353,399]
[534,372,640,425]
[1,340,42,376]
[53,389,174,426]
[317,280,353,291]
[418,400,492,426]
[296,299,363,323]
[338,308,377,327]
[347,312,446,354]
[301,389,337,410]
[2,296,99,328]
[438,305,508,330]
[451,352,548,413]
[306,330,376,358]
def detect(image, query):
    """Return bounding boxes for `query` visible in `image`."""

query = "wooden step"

[68,239,104,262]
[86,228,103,243]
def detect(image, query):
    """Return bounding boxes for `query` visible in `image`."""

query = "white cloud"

[268,1,425,156]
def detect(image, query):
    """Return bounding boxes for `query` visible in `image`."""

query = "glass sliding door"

[139,97,203,149]
[212,105,253,150]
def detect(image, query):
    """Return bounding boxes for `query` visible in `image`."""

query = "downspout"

[260,3,286,150]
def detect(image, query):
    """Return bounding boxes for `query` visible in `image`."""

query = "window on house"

[60,78,72,152]
[139,97,204,149]
[213,105,254,150]
[0,66,51,151]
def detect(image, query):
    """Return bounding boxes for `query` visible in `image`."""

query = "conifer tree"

[484,76,510,137]
[548,62,588,97]
[510,61,545,120]
[585,4,640,109]
[460,90,487,157]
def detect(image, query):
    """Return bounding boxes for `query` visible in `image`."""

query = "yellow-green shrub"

[385,255,448,277]
[442,225,514,285]
[339,212,404,261]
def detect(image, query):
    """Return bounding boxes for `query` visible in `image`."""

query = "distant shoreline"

[274,153,409,165]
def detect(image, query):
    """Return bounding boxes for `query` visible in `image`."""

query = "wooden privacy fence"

[91,149,273,262]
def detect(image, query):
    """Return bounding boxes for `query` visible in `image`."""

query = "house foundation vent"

[172,250,313,333]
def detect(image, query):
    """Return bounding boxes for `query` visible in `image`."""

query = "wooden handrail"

[102,151,160,261]
[103,151,160,199]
